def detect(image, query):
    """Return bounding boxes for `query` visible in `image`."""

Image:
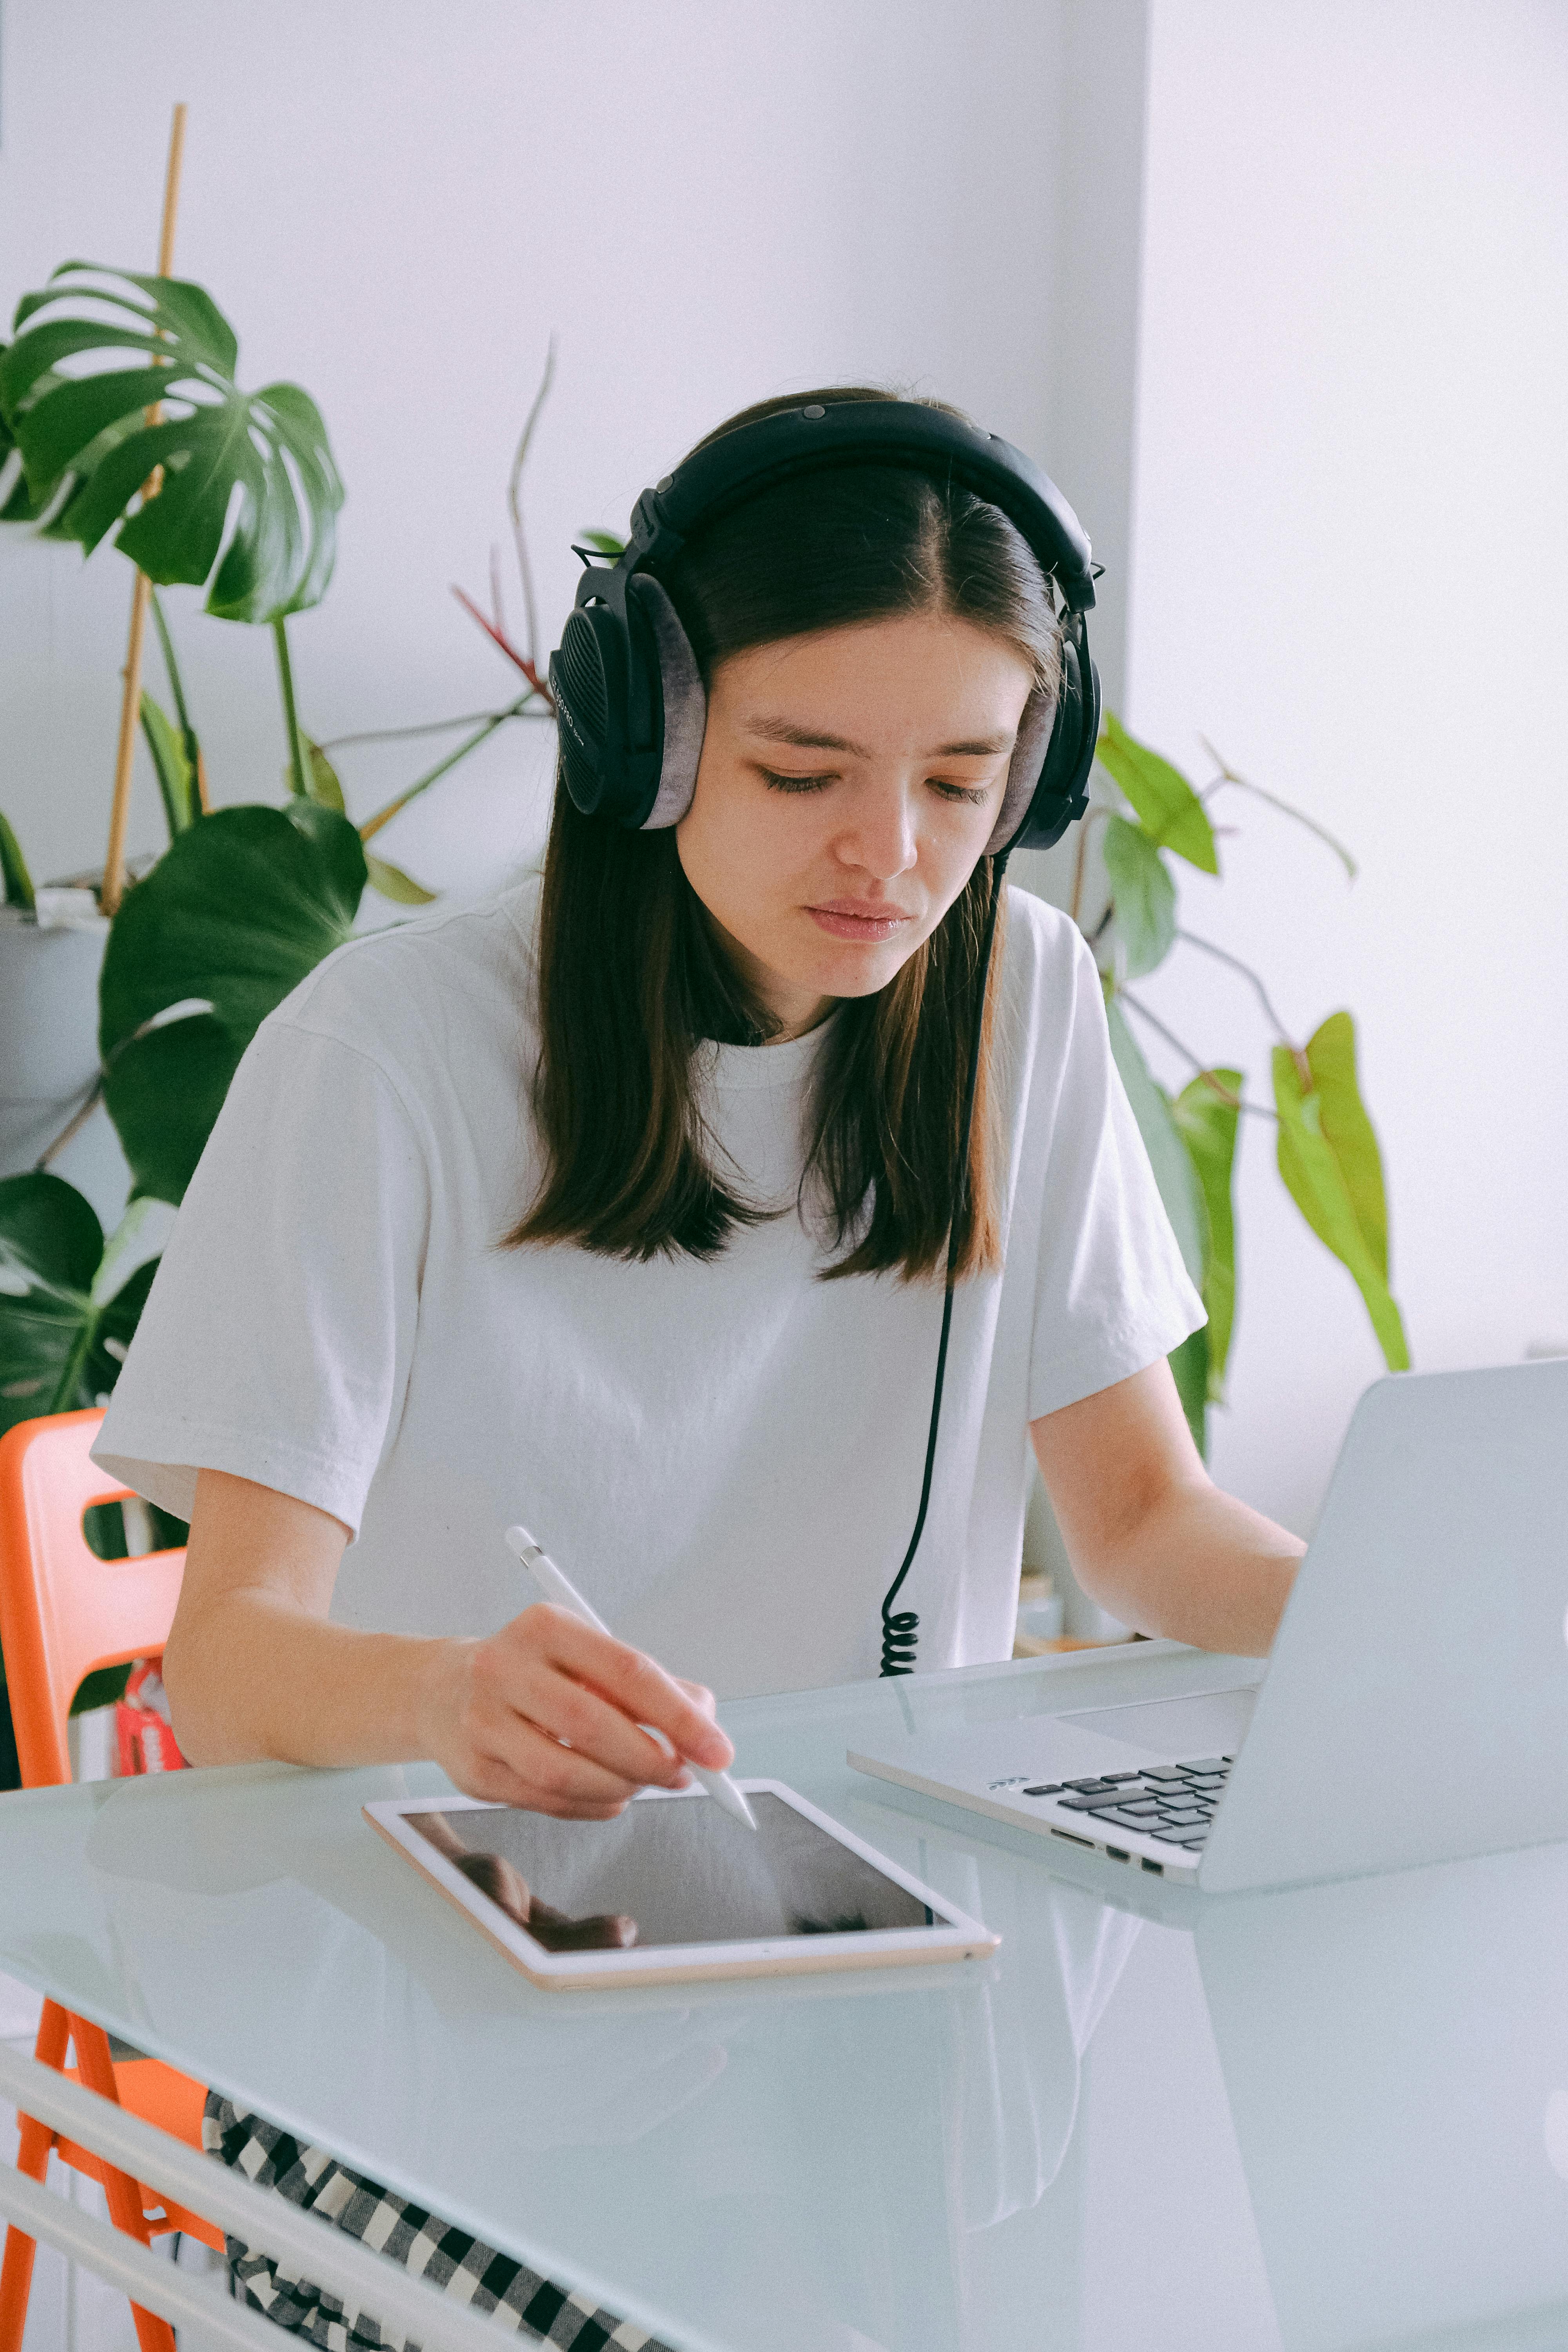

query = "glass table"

[1,1637,1565,2352]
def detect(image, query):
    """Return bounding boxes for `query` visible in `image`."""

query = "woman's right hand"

[417,1602,735,1818]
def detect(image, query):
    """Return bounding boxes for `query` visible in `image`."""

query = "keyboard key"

[1149,1821,1204,1844]
[1162,1809,1208,1826]
[1097,1806,1163,1829]
[1180,1759,1227,1776]
[1142,1769,1189,1786]
[1065,1778,1121,1793]
[1022,1785,1065,1797]
[1087,1796,1158,1818]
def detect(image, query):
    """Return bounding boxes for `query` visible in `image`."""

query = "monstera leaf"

[100,801,367,1202]
[0,1180,165,1437]
[0,266,341,621]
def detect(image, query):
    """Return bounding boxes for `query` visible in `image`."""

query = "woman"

[96,386,1302,2350]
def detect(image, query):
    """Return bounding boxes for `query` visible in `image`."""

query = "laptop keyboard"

[1020,1758,1234,1851]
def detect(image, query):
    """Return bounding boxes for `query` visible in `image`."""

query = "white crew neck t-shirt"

[96,877,1201,1700]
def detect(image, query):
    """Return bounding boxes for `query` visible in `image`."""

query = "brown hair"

[511,387,1062,1282]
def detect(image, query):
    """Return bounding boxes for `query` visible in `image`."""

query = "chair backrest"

[0,1410,185,1789]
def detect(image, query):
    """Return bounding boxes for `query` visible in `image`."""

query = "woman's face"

[676,609,1036,1039]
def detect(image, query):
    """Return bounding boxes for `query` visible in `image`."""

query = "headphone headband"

[550,397,1102,851]
[624,399,1096,615]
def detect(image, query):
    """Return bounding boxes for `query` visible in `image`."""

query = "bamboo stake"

[101,102,188,917]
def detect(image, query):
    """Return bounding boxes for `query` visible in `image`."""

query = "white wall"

[1125,0,1568,1531]
[0,0,1085,899]
[6,0,1560,1544]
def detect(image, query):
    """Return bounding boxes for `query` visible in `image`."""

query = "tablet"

[365,1780,999,1989]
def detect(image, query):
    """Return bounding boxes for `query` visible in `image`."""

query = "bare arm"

[161,1468,733,1817]
[1031,1361,1304,1657]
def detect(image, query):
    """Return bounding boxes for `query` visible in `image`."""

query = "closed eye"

[759,767,836,794]
[759,767,994,806]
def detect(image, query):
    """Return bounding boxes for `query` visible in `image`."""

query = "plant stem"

[47,1310,98,1417]
[508,337,557,670]
[1175,928,1296,1041]
[321,706,541,754]
[1119,992,1274,1118]
[33,1077,104,1170]
[1196,735,1358,879]
[272,615,310,800]
[1069,805,1107,927]
[357,693,535,843]
[149,588,192,739]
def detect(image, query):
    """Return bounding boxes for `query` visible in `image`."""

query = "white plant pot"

[0,906,107,1179]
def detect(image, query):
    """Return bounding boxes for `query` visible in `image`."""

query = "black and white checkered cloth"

[203,2093,670,2352]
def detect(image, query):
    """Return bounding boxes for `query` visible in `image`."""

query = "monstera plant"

[0,261,553,1445]
[1083,713,1408,1455]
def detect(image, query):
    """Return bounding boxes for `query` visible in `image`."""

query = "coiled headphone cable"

[879,851,1011,1675]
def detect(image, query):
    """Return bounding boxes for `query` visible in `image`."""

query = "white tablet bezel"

[364,1780,999,1989]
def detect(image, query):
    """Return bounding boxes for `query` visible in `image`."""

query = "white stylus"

[503,1524,758,1830]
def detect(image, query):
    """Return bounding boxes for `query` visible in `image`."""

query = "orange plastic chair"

[0,1408,225,2352]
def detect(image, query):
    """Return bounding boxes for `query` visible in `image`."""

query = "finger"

[468,1713,656,1813]
[675,1677,720,1723]
[534,1612,735,1769]
[485,1619,697,1788]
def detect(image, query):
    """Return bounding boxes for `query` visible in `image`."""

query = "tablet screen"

[402,1793,938,1953]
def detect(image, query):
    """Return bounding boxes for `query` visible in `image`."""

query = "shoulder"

[260,874,542,1099]
[998,880,1097,1007]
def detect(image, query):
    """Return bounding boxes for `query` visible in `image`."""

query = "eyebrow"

[746,718,1014,759]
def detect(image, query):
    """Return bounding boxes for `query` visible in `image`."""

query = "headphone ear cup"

[1005,626,1100,853]
[550,605,624,819]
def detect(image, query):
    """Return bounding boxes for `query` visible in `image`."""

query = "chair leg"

[64,2018,178,2352]
[0,2002,75,2352]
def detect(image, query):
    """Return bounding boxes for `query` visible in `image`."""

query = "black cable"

[879,850,1011,1675]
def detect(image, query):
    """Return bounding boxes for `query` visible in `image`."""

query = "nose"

[837,778,918,883]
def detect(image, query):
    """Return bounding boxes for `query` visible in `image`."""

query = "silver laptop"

[849,1359,1568,1892]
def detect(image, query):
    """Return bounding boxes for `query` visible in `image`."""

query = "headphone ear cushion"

[630,575,708,830]
[996,630,1100,854]
[985,684,1058,855]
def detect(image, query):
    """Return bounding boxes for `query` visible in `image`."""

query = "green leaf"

[579,528,626,557]
[2,265,342,623]
[140,690,198,838]
[1166,1326,1210,1459]
[1106,1002,1210,1455]
[100,802,366,1060]
[98,803,366,1202]
[70,1662,134,1714]
[1272,1013,1408,1371]
[0,1172,103,1436]
[102,1013,243,1206]
[303,738,346,812]
[0,808,36,911]
[1097,711,1219,875]
[365,853,437,905]
[1172,1069,1243,1402]
[1102,815,1176,978]
[1106,1003,1205,1290]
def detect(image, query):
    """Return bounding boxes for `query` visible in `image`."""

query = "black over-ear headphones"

[548,398,1103,1675]
[549,397,1101,858]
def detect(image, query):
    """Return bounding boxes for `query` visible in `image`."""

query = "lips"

[806,900,917,944]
